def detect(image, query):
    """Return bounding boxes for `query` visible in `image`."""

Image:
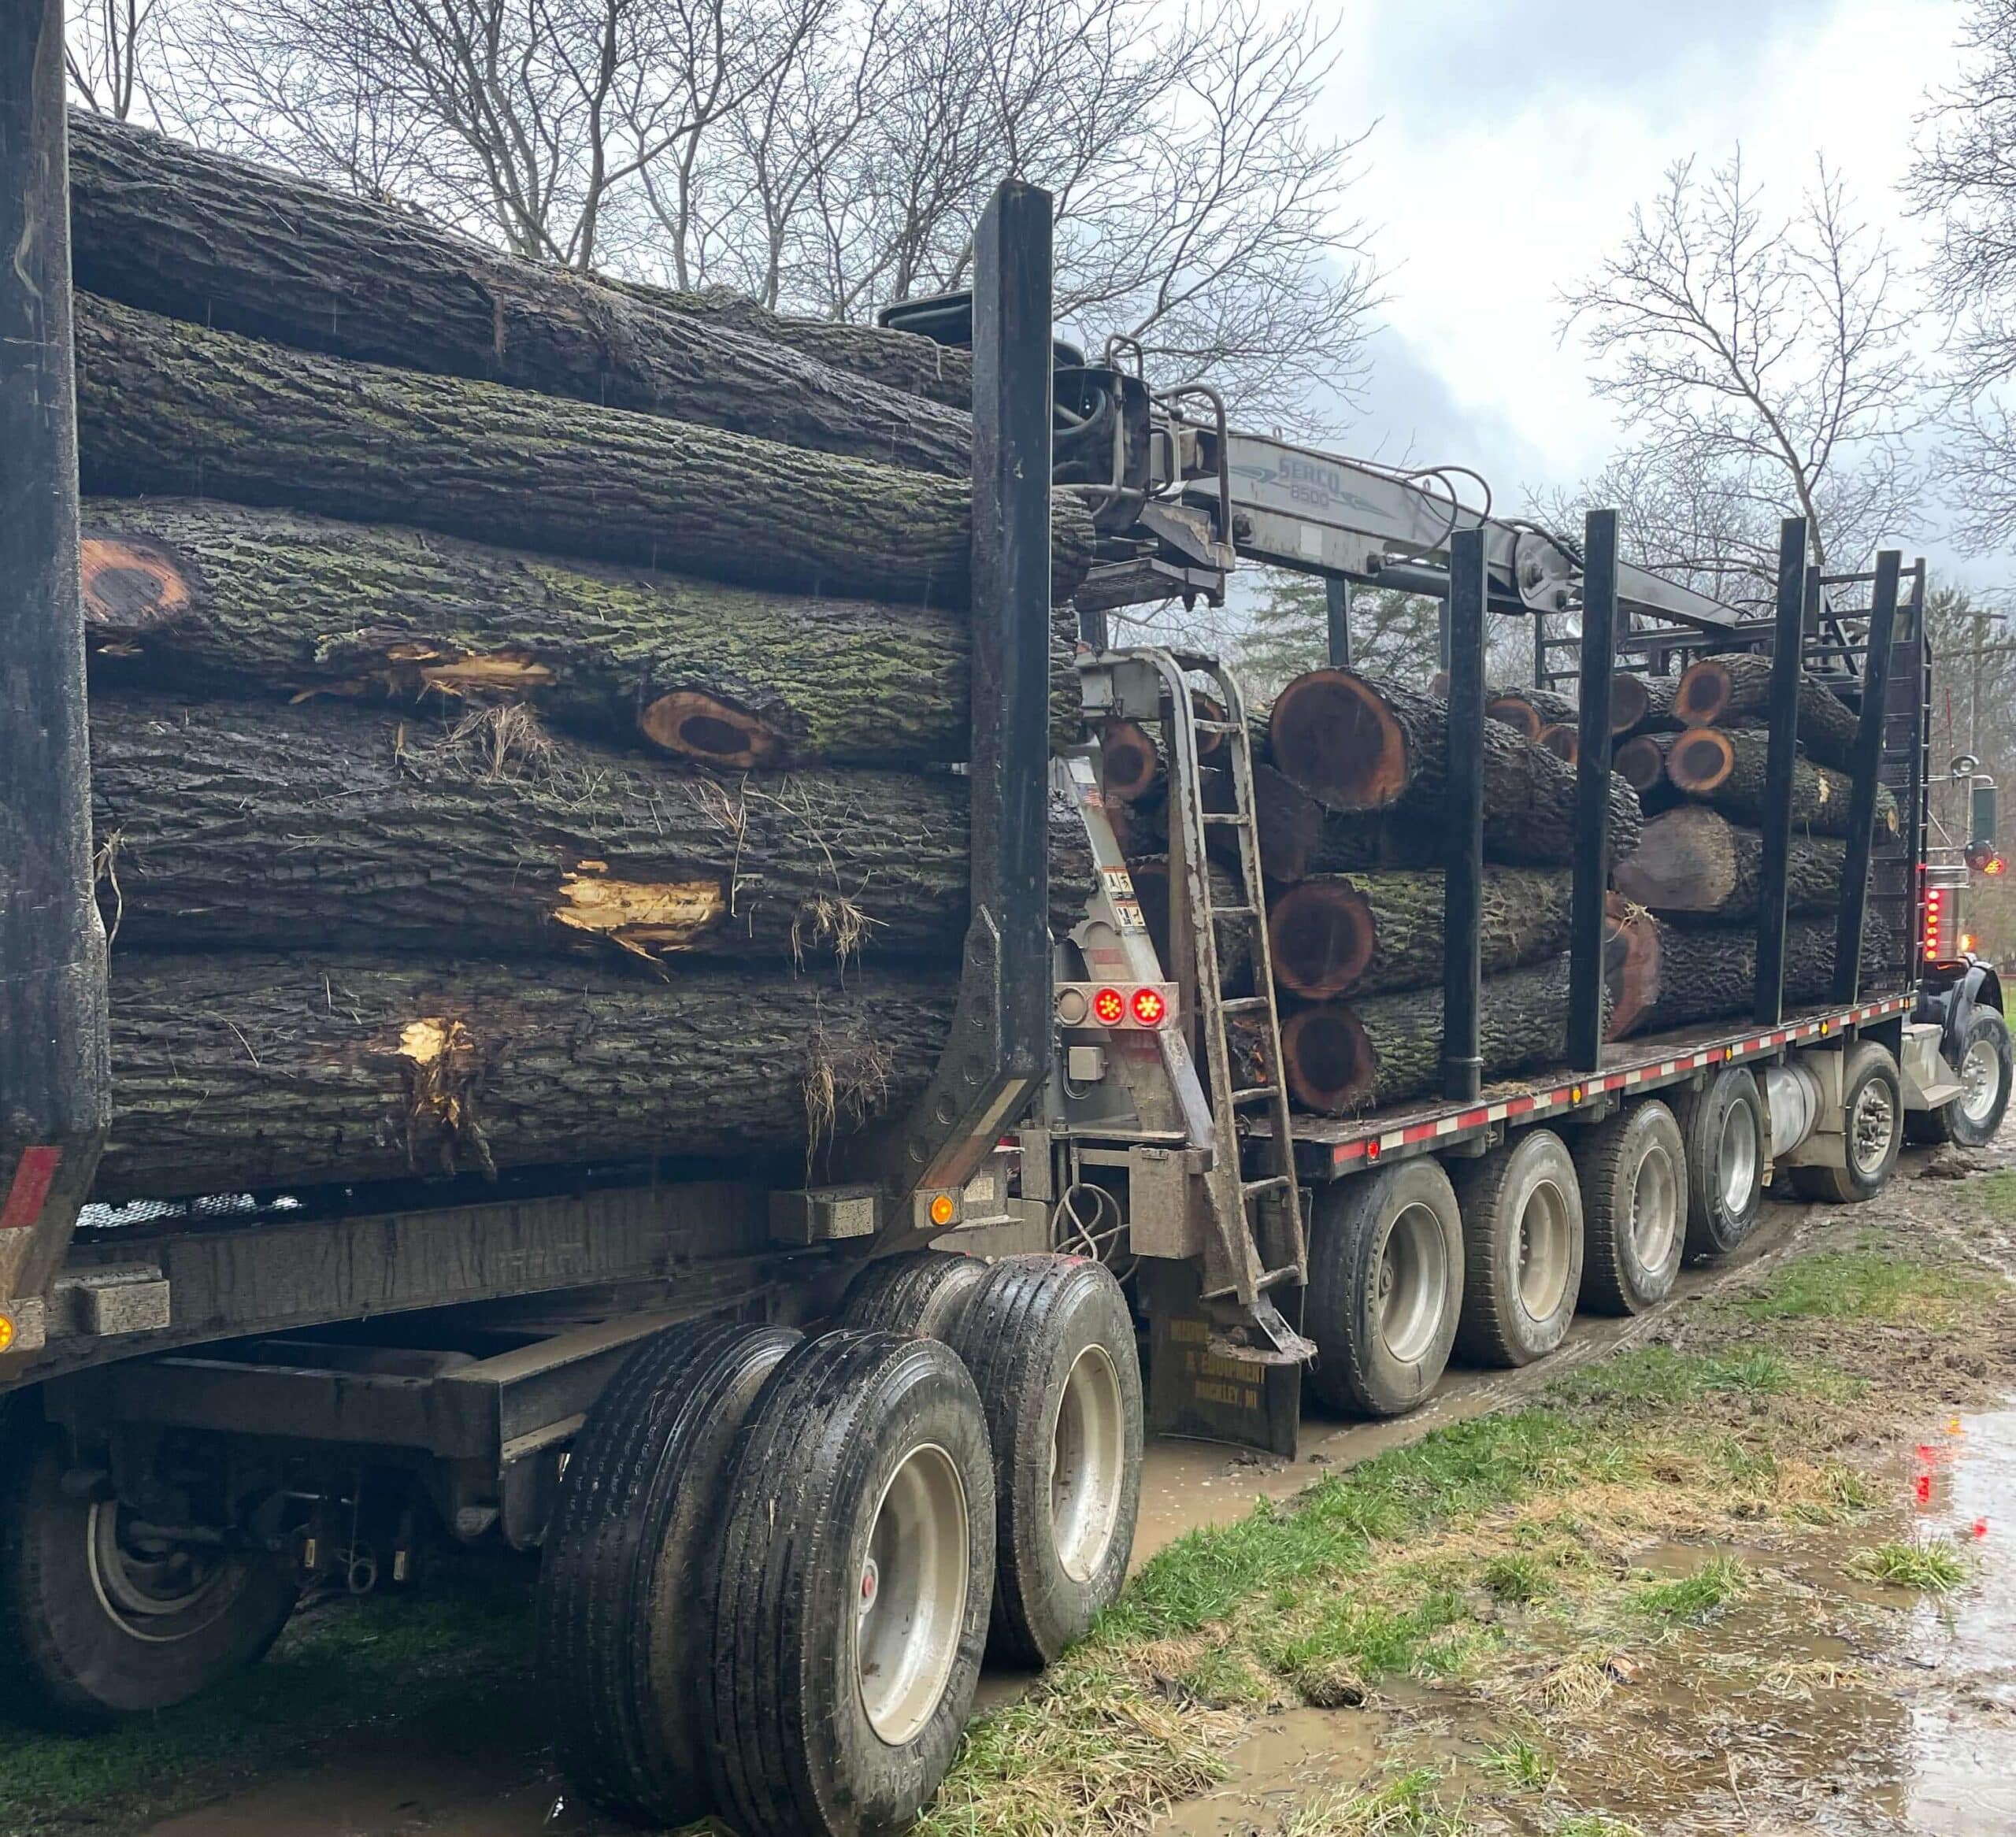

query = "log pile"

[69,117,1062,1202]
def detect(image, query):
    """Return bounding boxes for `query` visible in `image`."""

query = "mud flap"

[1139,1259,1300,1457]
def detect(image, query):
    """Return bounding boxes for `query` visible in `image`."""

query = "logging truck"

[3,22,2014,1837]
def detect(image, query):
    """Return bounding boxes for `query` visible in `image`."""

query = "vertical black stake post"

[1753,518,1808,1027]
[0,1,110,1350]
[1831,550,1901,1005]
[1568,510,1619,1071]
[1325,576,1352,669]
[1441,529,1487,1102]
[1532,610,1547,687]
[878,180,1053,1216]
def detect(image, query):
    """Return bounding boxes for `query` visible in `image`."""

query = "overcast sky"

[1305,0,1999,585]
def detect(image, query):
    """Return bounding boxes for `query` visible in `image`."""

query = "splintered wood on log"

[1266,670,1643,867]
[76,499,1077,770]
[1673,652,1861,770]
[1268,867,1574,1000]
[72,296,1095,609]
[94,953,955,1202]
[1664,727,1897,838]
[1611,806,1846,923]
[67,113,971,477]
[88,693,980,967]
[1280,955,1598,1114]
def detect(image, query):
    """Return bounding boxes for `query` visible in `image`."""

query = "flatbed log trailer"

[2,19,2012,1836]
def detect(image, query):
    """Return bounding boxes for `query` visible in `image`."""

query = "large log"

[1280,956,1595,1114]
[1626,918,1847,1036]
[1268,867,1574,1001]
[73,498,1077,770]
[66,113,969,477]
[1611,806,1846,923]
[1128,857,1253,994]
[72,296,1095,608]
[1611,671,1681,735]
[1664,727,1897,838]
[94,953,954,1202]
[1673,652,1861,771]
[88,693,977,967]
[1266,671,1643,867]
[1485,685,1577,741]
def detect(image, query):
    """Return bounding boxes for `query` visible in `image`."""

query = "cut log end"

[1610,673,1649,734]
[1487,694,1545,742]
[1270,670,1407,811]
[1191,691,1228,759]
[1610,805,1740,914]
[1268,879,1377,1000]
[1666,728,1736,794]
[1537,723,1579,766]
[1280,1005,1373,1115]
[1675,656,1737,727]
[1612,734,1666,794]
[1099,718,1162,802]
[80,531,195,634]
[1605,894,1661,1043]
[639,689,787,767]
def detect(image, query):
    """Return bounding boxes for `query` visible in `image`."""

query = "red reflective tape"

[0,1147,62,1233]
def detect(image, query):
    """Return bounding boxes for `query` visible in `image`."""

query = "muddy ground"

[3,1124,2014,1837]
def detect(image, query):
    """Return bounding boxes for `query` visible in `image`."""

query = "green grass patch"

[1850,1538,1970,1592]
[1629,1555,1750,1623]
[1549,1346,1792,1407]
[1477,1735,1555,1791]
[1732,1249,2001,1324]
[1977,1172,2016,1222]
[1284,1768,1473,1837]
[1479,1553,1550,1604]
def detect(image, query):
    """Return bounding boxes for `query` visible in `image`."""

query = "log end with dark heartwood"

[1663,725,1897,839]
[1673,651,1860,771]
[1537,723,1578,766]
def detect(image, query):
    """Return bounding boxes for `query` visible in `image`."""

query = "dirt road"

[5,1128,2013,1837]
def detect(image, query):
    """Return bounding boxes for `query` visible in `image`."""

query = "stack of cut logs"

[66,113,1093,1202]
[1107,654,1891,1117]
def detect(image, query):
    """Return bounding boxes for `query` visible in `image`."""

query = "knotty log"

[1611,806,1846,924]
[1266,671,1643,867]
[1673,652,1860,770]
[77,499,1078,770]
[94,953,954,1202]
[67,113,970,477]
[1664,728,1897,838]
[72,296,1095,609]
[1281,956,1596,1114]
[89,694,981,967]
[1268,867,1574,1001]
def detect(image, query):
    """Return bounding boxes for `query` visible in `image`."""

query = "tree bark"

[1266,670,1643,867]
[1485,686,1577,740]
[1628,918,1845,1035]
[1268,867,1574,1000]
[1612,671,1681,735]
[94,952,954,1202]
[88,692,985,970]
[72,297,1095,609]
[1674,652,1861,771]
[1611,806,1846,923]
[1127,856,1253,994]
[67,112,971,478]
[1281,955,1594,1114]
[76,498,1082,770]
[1664,727,1897,838]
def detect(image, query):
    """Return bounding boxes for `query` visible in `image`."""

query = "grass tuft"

[1850,1538,1970,1592]
[1629,1555,1750,1622]
[1282,1768,1472,1837]
[1732,1249,2000,1324]
[1477,1735,1555,1791]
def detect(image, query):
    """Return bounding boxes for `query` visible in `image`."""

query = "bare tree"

[1909,0,2016,551]
[1562,151,1922,582]
[65,0,187,122]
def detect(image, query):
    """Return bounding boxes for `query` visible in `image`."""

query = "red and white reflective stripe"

[0,1147,62,1233]
[1328,995,1913,1167]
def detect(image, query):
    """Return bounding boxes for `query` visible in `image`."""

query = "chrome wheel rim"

[1515,1179,1573,1320]
[1631,1142,1681,1273]
[87,1502,244,1645]
[857,1443,969,1746]
[1850,1076,1896,1177]
[1718,1104,1758,1214]
[1959,1039,2002,1127]
[1051,1345,1126,1583]
[1377,1202,1449,1364]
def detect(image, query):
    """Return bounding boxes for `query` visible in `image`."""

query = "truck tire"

[0,1404,298,1730]
[841,1250,989,1339]
[947,1256,1143,1665]
[1573,1100,1687,1316]
[705,1331,993,1837]
[1452,1129,1584,1368]
[1790,1042,1905,1204]
[1304,1160,1463,1417]
[1671,1067,1766,1262]
[537,1317,799,1826]
[1907,1008,2011,1148]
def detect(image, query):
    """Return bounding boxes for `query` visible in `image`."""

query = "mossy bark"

[1612,807,1846,923]
[68,111,970,476]
[78,498,1077,769]
[72,296,1094,608]
[94,952,954,1202]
